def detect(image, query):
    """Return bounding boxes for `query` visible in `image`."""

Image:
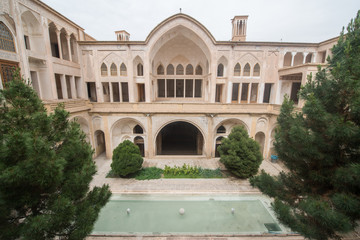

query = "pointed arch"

[110,63,117,76]
[216,125,226,134]
[120,63,127,76]
[234,63,241,76]
[176,64,184,75]
[217,63,224,77]
[243,63,250,76]
[195,65,203,75]
[101,63,107,76]
[133,124,144,134]
[185,64,193,75]
[253,63,260,76]
[137,63,143,76]
[157,64,164,75]
[167,64,174,75]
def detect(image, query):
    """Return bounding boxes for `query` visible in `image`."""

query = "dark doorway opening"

[156,121,203,155]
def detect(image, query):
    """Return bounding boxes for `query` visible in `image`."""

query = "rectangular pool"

[92,194,288,235]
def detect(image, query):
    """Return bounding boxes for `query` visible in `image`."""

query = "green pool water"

[92,194,287,235]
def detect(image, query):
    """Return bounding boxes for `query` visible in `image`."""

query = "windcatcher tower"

[231,16,248,41]
[115,30,130,41]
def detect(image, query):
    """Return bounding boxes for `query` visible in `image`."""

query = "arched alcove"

[215,136,224,158]
[255,132,265,156]
[156,121,204,155]
[94,130,106,157]
[134,136,145,157]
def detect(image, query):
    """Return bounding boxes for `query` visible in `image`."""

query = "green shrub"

[163,164,223,178]
[111,140,143,177]
[218,126,262,178]
[135,167,163,180]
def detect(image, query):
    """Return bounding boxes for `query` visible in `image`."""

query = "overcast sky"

[42,0,360,43]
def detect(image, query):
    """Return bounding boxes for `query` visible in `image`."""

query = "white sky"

[42,0,360,43]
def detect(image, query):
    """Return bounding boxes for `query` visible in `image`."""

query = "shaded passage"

[156,121,203,155]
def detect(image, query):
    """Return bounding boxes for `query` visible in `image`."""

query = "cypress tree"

[0,70,111,240]
[250,11,360,240]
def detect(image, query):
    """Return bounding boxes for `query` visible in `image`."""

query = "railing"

[43,99,91,113]
[89,102,291,115]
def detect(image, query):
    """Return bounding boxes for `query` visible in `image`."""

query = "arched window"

[243,63,250,76]
[217,64,224,77]
[217,125,226,134]
[120,63,127,76]
[0,22,16,52]
[166,64,174,75]
[253,63,260,76]
[186,64,193,75]
[157,64,164,75]
[110,63,117,76]
[134,136,145,157]
[101,63,107,76]
[234,63,241,76]
[133,124,144,134]
[137,63,143,76]
[195,65,203,75]
[176,64,184,75]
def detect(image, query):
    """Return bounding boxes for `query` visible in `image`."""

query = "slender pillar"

[66,34,72,62]
[55,29,63,59]
[60,74,68,99]
[303,52,308,64]
[70,76,77,99]
[291,52,296,66]
[312,52,317,63]
[109,82,113,102]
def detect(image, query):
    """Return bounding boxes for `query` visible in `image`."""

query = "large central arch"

[156,121,204,155]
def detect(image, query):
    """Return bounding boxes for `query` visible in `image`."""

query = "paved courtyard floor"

[90,154,284,194]
[88,155,307,240]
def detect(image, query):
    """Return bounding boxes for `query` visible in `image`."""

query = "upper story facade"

[0,0,338,112]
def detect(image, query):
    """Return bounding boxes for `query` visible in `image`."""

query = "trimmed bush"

[111,140,143,176]
[218,126,262,178]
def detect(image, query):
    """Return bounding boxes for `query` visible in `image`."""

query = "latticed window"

[243,63,250,76]
[253,63,260,76]
[137,63,143,76]
[166,64,174,75]
[110,63,117,76]
[176,64,184,75]
[195,65,202,75]
[186,64,193,75]
[120,63,127,76]
[0,22,16,52]
[217,64,224,77]
[0,61,18,86]
[157,64,164,75]
[234,63,241,76]
[101,63,107,76]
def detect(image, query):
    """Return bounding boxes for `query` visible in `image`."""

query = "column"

[303,52,308,64]
[312,52,317,63]
[66,34,72,62]
[55,29,63,59]
[206,114,214,158]
[291,52,296,66]
[226,82,232,103]
[146,114,154,158]
[60,74,68,99]
[70,76,77,99]
[109,82,113,102]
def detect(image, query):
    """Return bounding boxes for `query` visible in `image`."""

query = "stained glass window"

[0,22,15,52]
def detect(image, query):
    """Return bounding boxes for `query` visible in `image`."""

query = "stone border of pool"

[87,154,305,239]
[87,233,304,239]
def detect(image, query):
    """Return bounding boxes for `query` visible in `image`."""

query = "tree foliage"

[218,126,262,178]
[250,11,360,240]
[0,70,111,240]
[111,140,143,177]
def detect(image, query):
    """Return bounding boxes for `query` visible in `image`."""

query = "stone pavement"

[90,154,285,194]
[87,155,303,240]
